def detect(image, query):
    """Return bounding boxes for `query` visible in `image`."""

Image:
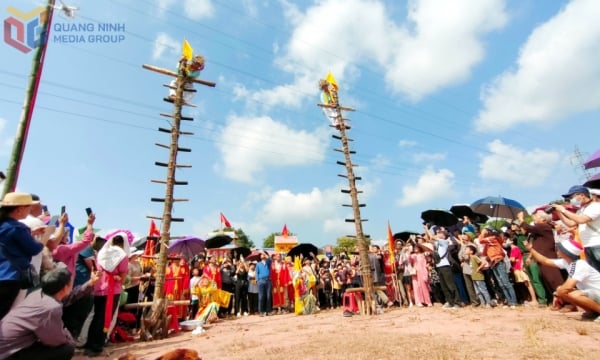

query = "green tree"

[263,232,276,248]
[333,236,358,255]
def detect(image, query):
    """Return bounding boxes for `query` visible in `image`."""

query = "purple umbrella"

[584,149,600,170]
[168,236,205,259]
[584,172,600,189]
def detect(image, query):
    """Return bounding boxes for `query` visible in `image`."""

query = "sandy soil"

[74,305,600,360]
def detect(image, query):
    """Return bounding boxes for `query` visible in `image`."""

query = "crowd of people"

[1,183,599,359]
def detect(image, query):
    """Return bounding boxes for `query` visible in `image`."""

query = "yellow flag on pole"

[182,39,193,61]
[325,71,338,90]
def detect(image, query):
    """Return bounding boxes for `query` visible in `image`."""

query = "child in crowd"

[465,244,495,307]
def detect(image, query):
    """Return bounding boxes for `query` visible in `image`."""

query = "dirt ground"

[74,305,600,360]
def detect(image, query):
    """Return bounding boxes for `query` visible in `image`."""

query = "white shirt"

[551,258,600,292]
[578,201,600,247]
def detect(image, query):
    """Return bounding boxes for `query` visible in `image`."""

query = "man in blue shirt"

[256,251,272,316]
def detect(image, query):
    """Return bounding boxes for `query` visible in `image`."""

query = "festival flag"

[220,212,232,228]
[325,71,338,90]
[182,39,193,61]
[148,220,160,239]
[387,221,395,269]
[281,224,289,238]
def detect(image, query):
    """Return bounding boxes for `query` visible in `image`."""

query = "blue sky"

[1,0,599,247]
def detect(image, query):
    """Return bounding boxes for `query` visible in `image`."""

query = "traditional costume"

[193,276,220,324]
[270,258,291,311]
[164,258,190,319]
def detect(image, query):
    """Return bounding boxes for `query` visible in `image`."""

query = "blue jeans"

[257,279,272,314]
[473,280,492,305]
[492,261,517,305]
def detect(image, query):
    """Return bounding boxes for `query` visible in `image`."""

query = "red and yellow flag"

[282,224,289,238]
[387,221,396,270]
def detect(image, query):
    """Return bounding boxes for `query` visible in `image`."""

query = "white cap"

[590,188,600,196]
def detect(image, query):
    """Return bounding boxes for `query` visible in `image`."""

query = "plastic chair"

[342,292,361,313]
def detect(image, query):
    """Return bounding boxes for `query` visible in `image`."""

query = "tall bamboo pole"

[2,0,56,196]
[144,73,186,340]
[329,91,375,315]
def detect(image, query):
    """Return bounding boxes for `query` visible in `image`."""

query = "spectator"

[517,210,567,309]
[0,266,75,360]
[427,226,460,309]
[49,213,95,282]
[554,185,600,274]
[0,192,44,319]
[479,226,518,308]
[83,234,129,357]
[234,259,249,317]
[256,251,272,316]
[464,244,494,307]
[247,262,259,315]
[525,238,600,321]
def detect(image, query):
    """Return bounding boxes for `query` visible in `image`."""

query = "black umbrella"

[230,246,251,260]
[287,243,318,259]
[393,231,420,242]
[421,209,459,227]
[449,205,489,224]
[205,233,233,249]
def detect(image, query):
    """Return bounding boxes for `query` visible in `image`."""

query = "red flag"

[148,220,160,238]
[220,212,232,228]
[281,224,289,238]
[387,221,395,269]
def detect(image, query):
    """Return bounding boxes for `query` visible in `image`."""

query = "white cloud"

[475,0,600,131]
[0,118,13,155]
[385,0,508,100]
[479,140,560,186]
[412,152,447,163]
[183,0,215,19]
[215,115,329,183]
[398,139,417,147]
[236,0,507,108]
[397,167,456,206]
[155,0,214,19]
[152,32,178,60]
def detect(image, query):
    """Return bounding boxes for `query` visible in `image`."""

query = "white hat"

[20,215,55,243]
[590,188,600,196]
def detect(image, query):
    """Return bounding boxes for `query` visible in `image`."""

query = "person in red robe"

[202,256,222,289]
[164,256,190,319]
[284,256,295,312]
[270,253,291,313]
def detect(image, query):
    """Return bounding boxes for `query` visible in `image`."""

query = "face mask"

[570,197,581,206]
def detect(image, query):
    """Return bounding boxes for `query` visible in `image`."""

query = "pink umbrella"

[584,149,600,170]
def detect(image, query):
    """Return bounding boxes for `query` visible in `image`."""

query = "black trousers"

[234,282,248,314]
[62,294,93,337]
[437,266,459,306]
[0,280,21,320]
[247,292,258,314]
[7,342,74,360]
[84,294,119,353]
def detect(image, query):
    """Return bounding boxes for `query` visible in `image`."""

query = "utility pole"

[3,0,56,196]
[571,145,592,181]
[140,63,215,340]
[318,85,375,315]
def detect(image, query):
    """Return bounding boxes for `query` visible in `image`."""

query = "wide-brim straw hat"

[0,192,40,207]
[418,242,434,253]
